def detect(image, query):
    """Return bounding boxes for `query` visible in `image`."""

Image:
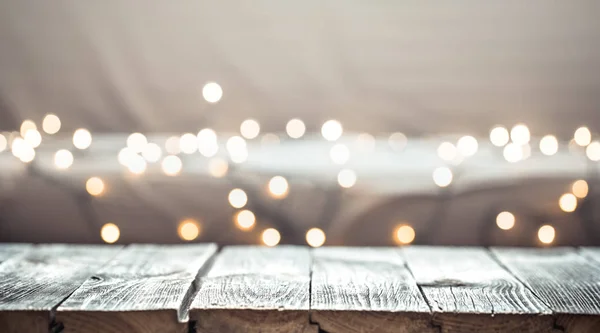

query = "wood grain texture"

[57,243,217,333]
[491,248,600,315]
[0,243,30,263]
[190,245,315,333]
[579,248,600,265]
[310,247,435,333]
[0,244,121,333]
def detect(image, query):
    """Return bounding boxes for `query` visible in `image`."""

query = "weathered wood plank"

[579,248,600,265]
[56,243,217,333]
[190,245,317,333]
[310,247,435,333]
[0,243,30,263]
[492,247,600,333]
[403,246,554,333]
[0,244,121,333]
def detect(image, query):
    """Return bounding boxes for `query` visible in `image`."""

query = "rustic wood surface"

[56,244,217,333]
[0,244,122,333]
[0,243,30,263]
[579,247,600,265]
[310,247,434,333]
[190,245,316,333]
[403,246,554,333]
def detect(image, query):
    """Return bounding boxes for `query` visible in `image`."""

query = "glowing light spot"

[330,144,350,165]
[165,136,181,155]
[433,167,453,187]
[503,143,523,163]
[24,129,42,148]
[227,136,247,163]
[559,193,577,213]
[20,120,36,138]
[457,136,478,157]
[574,127,592,146]
[142,143,162,163]
[496,211,515,230]
[538,225,555,245]
[321,120,343,141]
[395,225,415,245]
[572,180,588,199]
[127,133,147,153]
[208,158,228,178]
[179,133,198,154]
[235,210,256,230]
[73,128,92,150]
[202,82,223,103]
[240,119,260,139]
[539,135,558,156]
[42,114,61,134]
[86,177,105,197]
[510,124,530,145]
[356,133,375,151]
[101,223,120,244]
[437,142,457,161]
[178,219,201,241]
[306,228,326,247]
[17,143,35,163]
[262,228,280,247]
[54,149,74,169]
[127,155,147,175]
[389,132,407,152]
[521,143,532,160]
[337,169,357,188]
[161,155,182,176]
[586,141,600,161]
[268,176,289,199]
[197,129,218,157]
[286,119,306,139]
[490,126,510,147]
[118,147,135,166]
[228,188,248,208]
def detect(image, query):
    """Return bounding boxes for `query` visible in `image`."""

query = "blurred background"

[1,1,600,247]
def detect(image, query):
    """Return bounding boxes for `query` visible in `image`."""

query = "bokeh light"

[490,126,510,147]
[538,225,555,245]
[202,82,223,103]
[178,219,201,241]
[559,193,577,213]
[496,211,515,230]
[226,136,247,163]
[437,142,457,161]
[208,157,229,178]
[262,228,281,247]
[42,114,61,134]
[268,176,289,199]
[432,167,453,187]
[356,133,375,151]
[306,228,326,247]
[235,210,256,230]
[395,224,415,245]
[127,133,148,153]
[321,120,343,141]
[286,119,306,139]
[101,223,120,244]
[198,128,218,157]
[539,135,558,156]
[127,154,147,175]
[54,149,74,169]
[337,169,357,188]
[510,124,530,145]
[330,144,350,165]
[503,143,523,163]
[165,136,181,155]
[20,120,36,138]
[24,129,42,148]
[86,177,105,197]
[574,127,592,146]
[457,135,478,157]
[179,133,198,154]
[228,188,248,208]
[388,132,407,152]
[240,119,260,139]
[161,155,182,176]
[73,128,92,150]
[572,180,588,199]
[586,141,600,161]
[142,143,162,163]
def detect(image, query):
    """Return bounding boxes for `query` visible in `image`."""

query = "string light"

[127,133,147,153]
[127,154,147,175]
[240,119,260,139]
[86,177,105,197]
[73,128,92,150]
[54,149,74,169]
[262,228,280,247]
[0,133,6,152]
[178,219,201,241]
[586,141,600,161]
[321,120,343,141]
[490,126,510,147]
[388,132,407,152]
[558,193,577,213]
[306,228,326,247]
[437,142,457,161]
[208,157,228,178]
[496,211,515,230]
[165,136,181,155]
[24,129,42,148]
[574,127,592,146]
[179,133,198,154]
[101,223,120,243]
[42,114,61,134]
[197,128,218,157]
[20,120,36,137]
[356,133,375,151]
[286,119,306,139]
[395,224,415,245]
[228,188,248,208]
[572,180,588,199]
[235,210,256,230]
[538,225,555,245]
[330,144,350,165]
[337,169,357,188]
[510,124,530,145]
[503,143,523,163]
[432,167,453,187]
[457,136,478,157]
[268,176,289,199]
[202,82,223,103]
[161,155,182,176]
[539,135,558,156]
[142,143,162,162]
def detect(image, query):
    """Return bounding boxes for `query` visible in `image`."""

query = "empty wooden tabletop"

[0,244,598,333]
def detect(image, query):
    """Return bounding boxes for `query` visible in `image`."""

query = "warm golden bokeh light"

[179,133,198,154]
[101,223,120,244]
[127,155,147,175]
[503,143,523,163]
[510,124,530,145]
[165,136,181,155]
[24,129,42,148]
[496,211,515,230]
[262,228,281,247]
[240,119,261,139]
[268,176,289,199]
[490,126,510,147]
[572,180,589,199]
[208,158,229,178]
[337,169,357,188]
[539,135,558,156]
[161,155,182,176]
[395,224,416,245]
[538,225,555,245]
[457,135,478,157]
[127,133,147,153]
[202,82,223,103]
[559,193,577,213]
[197,128,219,157]
[330,143,350,165]
[20,120,37,138]
[286,119,306,139]
[54,149,74,169]
[73,128,92,150]
[235,210,256,230]
[586,141,600,161]
[306,228,326,247]
[321,120,343,141]
[42,114,61,134]
[228,188,248,208]
[437,142,457,161]
[86,177,105,197]
[178,219,201,241]
[142,143,162,163]
[432,167,453,187]
[388,132,407,152]
[574,127,592,146]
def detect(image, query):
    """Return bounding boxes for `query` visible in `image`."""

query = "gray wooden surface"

[56,244,217,333]
[579,247,600,265]
[0,243,30,263]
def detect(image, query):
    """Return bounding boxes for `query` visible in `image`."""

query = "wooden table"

[0,244,599,333]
